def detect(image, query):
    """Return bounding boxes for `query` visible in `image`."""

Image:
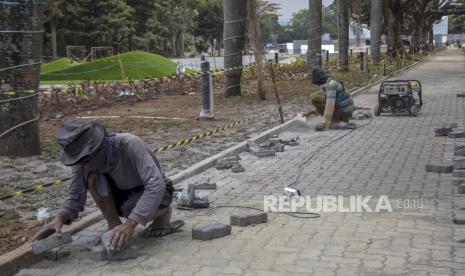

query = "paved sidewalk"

[28,49,465,275]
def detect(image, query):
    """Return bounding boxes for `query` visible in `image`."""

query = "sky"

[270,0,334,24]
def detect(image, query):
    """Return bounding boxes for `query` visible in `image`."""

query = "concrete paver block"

[453,178,465,186]
[230,212,268,227]
[89,244,138,261]
[231,164,245,173]
[454,211,465,225]
[458,185,465,194]
[453,170,465,178]
[195,182,217,190]
[435,123,457,136]
[31,233,72,255]
[425,164,453,173]
[272,144,285,152]
[192,223,231,241]
[449,131,465,138]
[44,246,71,260]
[247,141,276,157]
[455,148,465,156]
[455,143,465,151]
[454,157,465,169]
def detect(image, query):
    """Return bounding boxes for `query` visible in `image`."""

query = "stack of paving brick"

[434,123,465,226]
[247,135,299,158]
[215,156,245,173]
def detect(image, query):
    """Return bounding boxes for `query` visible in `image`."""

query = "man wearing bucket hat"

[302,68,355,131]
[33,120,183,252]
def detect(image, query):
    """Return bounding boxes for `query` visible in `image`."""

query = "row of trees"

[43,0,225,58]
[43,0,285,59]
[305,0,465,70]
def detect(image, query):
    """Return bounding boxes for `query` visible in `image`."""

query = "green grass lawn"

[40,58,79,74]
[40,51,178,82]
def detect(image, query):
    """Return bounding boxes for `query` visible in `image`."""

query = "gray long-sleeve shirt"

[60,133,169,226]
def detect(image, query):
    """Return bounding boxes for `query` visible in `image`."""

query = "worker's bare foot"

[140,207,185,238]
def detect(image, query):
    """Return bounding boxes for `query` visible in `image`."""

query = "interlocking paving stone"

[192,223,232,241]
[26,49,465,275]
[425,164,453,173]
[230,213,268,227]
[31,233,72,255]
[44,246,71,261]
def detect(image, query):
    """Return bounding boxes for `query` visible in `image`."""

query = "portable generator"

[374,80,423,116]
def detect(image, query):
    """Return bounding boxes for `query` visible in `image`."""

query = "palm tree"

[0,1,43,156]
[370,0,383,65]
[308,0,322,72]
[337,0,349,71]
[223,0,247,97]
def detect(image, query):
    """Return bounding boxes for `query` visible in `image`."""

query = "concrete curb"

[0,52,437,276]
[0,212,102,276]
[171,117,298,186]
[350,57,425,97]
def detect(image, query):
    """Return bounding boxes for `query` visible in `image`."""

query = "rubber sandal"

[140,220,185,238]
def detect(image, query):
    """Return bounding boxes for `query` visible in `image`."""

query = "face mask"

[83,144,109,173]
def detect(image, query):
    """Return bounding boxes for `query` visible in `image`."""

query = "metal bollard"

[350,49,353,57]
[275,52,279,64]
[359,52,364,72]
[199,55,214,120]
[326,50,329,63]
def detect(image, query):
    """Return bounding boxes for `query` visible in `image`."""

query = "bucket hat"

[56,120,105,166]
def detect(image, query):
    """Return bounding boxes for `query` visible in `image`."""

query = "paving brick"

[455,143,465,151]
[454,211,465,225]
[458,185,465,194]
[435,126,455,137]
[453,178,465,186]
[252,150,276,157]
[247,141,276,157]
[450,131,465,138]
[44,246,71,260]
[455,148,465,156]
[454,157,465,169]
[272,144,285,152]
[453,170,465,178]
[231,164,245,173]
[192,223,231,241]
[425,164,453,173]
[31,233,72,255]
[195,183,217,190]
[89,244,138,261]
[230,212,268,227]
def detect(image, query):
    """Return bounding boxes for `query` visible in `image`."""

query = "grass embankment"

[40,51,178,82]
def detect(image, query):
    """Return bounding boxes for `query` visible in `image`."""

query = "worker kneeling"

[303,68,355,131]
[33,120,183,252]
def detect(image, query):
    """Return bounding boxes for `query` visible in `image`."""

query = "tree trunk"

[337,0,349,71]
[223,0,247,97]
[248,0,266,100]
[0,2,43,156]
[176,31,185,58]
[385,2,404,56]
[50,17,57,59]
[308,0,322,73]
[370,0,383,65]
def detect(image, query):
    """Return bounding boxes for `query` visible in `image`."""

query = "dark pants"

[311,93,353,122]
[105,174,174,218]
